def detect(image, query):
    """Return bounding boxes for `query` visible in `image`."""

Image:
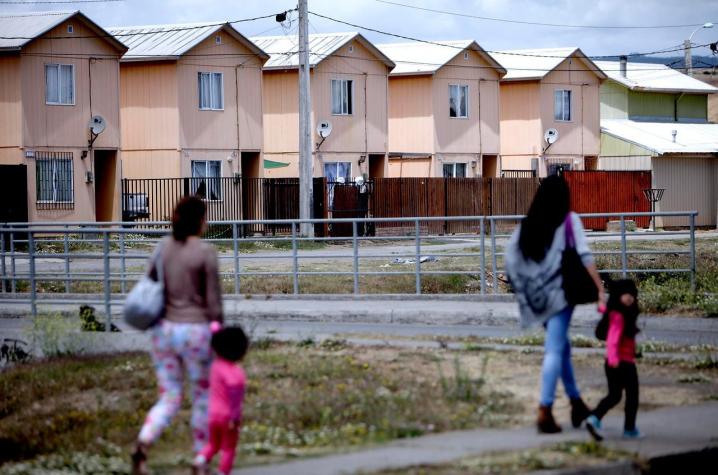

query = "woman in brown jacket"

[132,196,223,475]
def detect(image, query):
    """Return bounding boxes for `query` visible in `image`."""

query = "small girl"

[193,325,248,475]
[586,279,641,441]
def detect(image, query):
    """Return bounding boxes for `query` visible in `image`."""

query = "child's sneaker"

[623,428,644,439]
[192,455,208,475]
[585,415,603,441]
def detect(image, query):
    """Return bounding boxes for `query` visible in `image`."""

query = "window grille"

[36,151,74,209]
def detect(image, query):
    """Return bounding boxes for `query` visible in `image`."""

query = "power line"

[373,0,716,30]
[308,10,714,60]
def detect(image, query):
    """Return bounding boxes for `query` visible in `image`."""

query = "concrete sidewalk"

[232,402,718,475]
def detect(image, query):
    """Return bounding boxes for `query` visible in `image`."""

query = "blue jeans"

[540,306,581,407]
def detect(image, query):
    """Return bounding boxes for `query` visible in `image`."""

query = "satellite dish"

[89,115,106,135]
[316,120,333,139]
[544,128,559,145]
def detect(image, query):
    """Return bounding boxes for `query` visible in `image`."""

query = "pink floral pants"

[138,320,212,452]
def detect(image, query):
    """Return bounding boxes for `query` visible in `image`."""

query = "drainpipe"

[235,65,241,176]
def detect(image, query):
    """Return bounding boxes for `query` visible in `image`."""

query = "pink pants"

[199,417,239,474]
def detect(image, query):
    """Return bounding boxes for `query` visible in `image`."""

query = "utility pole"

[684,39,693,75]
[298,0,314,237]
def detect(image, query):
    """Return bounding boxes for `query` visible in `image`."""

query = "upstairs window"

[443,162,467,178]
[331,79,353,115]
[554,89,572,121]
[449,84,468,118]
[36,151,74,208]
[45,64,74,105]
[191,160,222,200]
[198,72,224,110]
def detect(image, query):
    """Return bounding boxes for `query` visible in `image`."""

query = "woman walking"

[132,196,223,474]
[505,176,604,433]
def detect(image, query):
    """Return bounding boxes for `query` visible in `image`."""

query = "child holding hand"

[587,279,642,441]
[193,325,248,475]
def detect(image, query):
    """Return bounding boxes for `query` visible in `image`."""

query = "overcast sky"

[2,0,717,59]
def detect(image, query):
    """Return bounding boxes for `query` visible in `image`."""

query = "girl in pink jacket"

[193,325,248,475]
[586,279,641,440]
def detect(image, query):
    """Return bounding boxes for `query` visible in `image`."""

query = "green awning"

[264,159,290,169]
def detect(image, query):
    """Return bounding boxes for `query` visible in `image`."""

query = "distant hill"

[600,55,717,69]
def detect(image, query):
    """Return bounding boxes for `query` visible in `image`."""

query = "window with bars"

[191,160,222,200]
[198,72,224,110]
[45,64,75,105]
[449,84,468,118]
[554,89,572,121]
[36,151,74,209]
[331,79,353,115]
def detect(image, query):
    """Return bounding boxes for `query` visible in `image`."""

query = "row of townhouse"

[1,11,716,225]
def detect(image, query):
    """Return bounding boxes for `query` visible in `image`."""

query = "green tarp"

[264,159,290,169]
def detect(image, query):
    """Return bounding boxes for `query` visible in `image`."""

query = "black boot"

[570,397,590,429]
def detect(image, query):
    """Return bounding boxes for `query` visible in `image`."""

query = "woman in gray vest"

[505,176,604,433]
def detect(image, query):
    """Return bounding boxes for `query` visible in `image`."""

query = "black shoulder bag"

[561,215,598,305]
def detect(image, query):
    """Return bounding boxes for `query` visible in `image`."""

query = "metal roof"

[107,22,267,62]
[250,32,394,70]
[601,119,718,155]
[376,40,506,77]
[594,60,717,94]
[489,47,606,81]
[0,10,126,52]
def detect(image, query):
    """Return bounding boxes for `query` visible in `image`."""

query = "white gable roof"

[490,47,606,81]
[107,22,267,62]
[0,10,126,52]
[602,119,718,155]
[250,32,394,70]
[594,61,717,94]
[376,40,505,76]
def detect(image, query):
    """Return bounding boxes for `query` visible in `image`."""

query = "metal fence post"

[28,231,36,319]
[415,218,421,295]
[479,218,486,295]
[689,213,696,292]
[291,222,299,295]
[64,225,71,293]
[10,231,16,293]
[352,220,359,294]
[1,232,6,293]
[119,229,126,294]
[620,215,628,278]
[232,223,240,295]
[103,232,111,332]
[490,219,498,294]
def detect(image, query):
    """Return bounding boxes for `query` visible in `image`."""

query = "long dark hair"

[518,175,570,262]
[605,279,640,338]
[172,196,206,242]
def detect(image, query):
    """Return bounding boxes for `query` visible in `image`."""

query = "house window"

[443,163,467,178]
[67,24,73,33]
[449,84,468,118]
[198,72,224,110]
[331,79,353,115]
[463,52,469,60]
[324,161,352,182]
[36,151,74,208]
[191,160,222,200]
[45,64,75,105]
[554,89,572,121]
[215,35,222,45]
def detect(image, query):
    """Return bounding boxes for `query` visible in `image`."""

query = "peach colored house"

[250,33,395,180]
[0,11,127,222]
[490,48,606,177]
[377,41,506,178]
[108,22,269,188]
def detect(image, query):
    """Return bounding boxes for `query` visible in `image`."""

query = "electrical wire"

[308,10,715,59]
[373,0,717,30]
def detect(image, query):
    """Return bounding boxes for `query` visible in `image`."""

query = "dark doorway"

[0,165,28,224]
[482,155,498,178]
[241,152,262,231]
[368,154,385,178]
[241,152,261,178]
[94,150,118,221]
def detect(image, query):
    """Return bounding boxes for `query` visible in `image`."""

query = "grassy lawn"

[1,339,717,474]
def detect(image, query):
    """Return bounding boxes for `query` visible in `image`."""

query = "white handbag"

[123,241,165,330]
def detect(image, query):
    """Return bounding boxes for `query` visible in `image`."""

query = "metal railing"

[0,211,698,331]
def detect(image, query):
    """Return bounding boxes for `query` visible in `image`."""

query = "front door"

[0,165,28,224]
[94,150,118,221]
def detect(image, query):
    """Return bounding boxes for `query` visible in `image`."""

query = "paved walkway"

[232,402,718,475]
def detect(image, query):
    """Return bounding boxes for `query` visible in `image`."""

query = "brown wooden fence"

[563,171,651,230]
